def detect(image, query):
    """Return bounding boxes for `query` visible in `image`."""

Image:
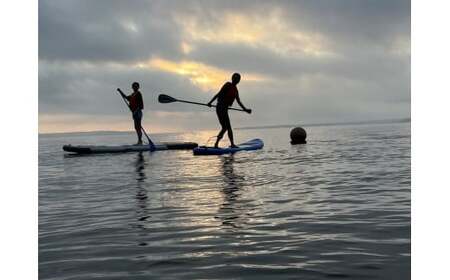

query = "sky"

[39,0,410,133]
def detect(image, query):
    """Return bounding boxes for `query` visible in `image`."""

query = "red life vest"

[129,92,143,112]
[218,82,238,107]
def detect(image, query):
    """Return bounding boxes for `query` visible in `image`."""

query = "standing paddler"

[118,82,145,145]
[207,73,252,148]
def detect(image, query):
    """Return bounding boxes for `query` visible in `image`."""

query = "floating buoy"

[290,127,307,144]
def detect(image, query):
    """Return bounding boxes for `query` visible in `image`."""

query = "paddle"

[117,88,156,152]
[158,94,250,112]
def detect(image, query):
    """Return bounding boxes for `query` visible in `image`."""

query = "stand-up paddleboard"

[63,142,198,154]
[193,138,263,156]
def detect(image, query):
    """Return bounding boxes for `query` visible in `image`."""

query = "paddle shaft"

[117,89,155,147]
[175,98,246,112]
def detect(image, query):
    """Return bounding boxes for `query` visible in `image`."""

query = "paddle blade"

[149,143,156,152]
[158,94,177,103]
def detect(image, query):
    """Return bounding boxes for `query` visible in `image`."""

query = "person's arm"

[117,88,130,100]
[117,88,127,99]
[208,83,228,107]
[207,93,219,107]
[236,94,252,114]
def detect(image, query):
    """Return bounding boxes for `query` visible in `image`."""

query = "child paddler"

[118,82,144,145]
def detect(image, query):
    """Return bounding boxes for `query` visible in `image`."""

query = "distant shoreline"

[39,118,410,136]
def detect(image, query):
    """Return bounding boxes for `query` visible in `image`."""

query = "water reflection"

[135,152,147,183]
[216,155,247,229]
[41,124,411,279]
[134,153,149,243]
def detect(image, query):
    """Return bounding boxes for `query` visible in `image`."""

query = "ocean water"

[39,122,410,279]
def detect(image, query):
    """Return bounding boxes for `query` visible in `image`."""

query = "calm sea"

[39,122,410,279]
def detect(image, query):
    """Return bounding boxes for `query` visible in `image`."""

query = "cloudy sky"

[39,0,410,133]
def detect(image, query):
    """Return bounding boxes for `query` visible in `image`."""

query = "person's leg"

[228,127,237,147]
[215,127,226,148]
[133,111,143,145]
[134,122,143,144]
[215,108,227,148]
[225,115,237,147]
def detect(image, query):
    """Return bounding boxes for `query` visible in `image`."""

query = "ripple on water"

[39,123,410,279]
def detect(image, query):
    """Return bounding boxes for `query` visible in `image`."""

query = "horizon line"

[39,117,410,136]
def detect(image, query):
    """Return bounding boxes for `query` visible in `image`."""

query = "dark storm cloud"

[39,0,410,131]
[281,0,410,38]
[39,0,183,62]
[39,0,410,64]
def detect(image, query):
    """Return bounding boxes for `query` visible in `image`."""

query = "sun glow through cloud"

[39,0,410,134]
[177,11,335,57]
[137,58,266,91]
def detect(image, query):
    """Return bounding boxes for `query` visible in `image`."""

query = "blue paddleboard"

[193,138,264,156]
